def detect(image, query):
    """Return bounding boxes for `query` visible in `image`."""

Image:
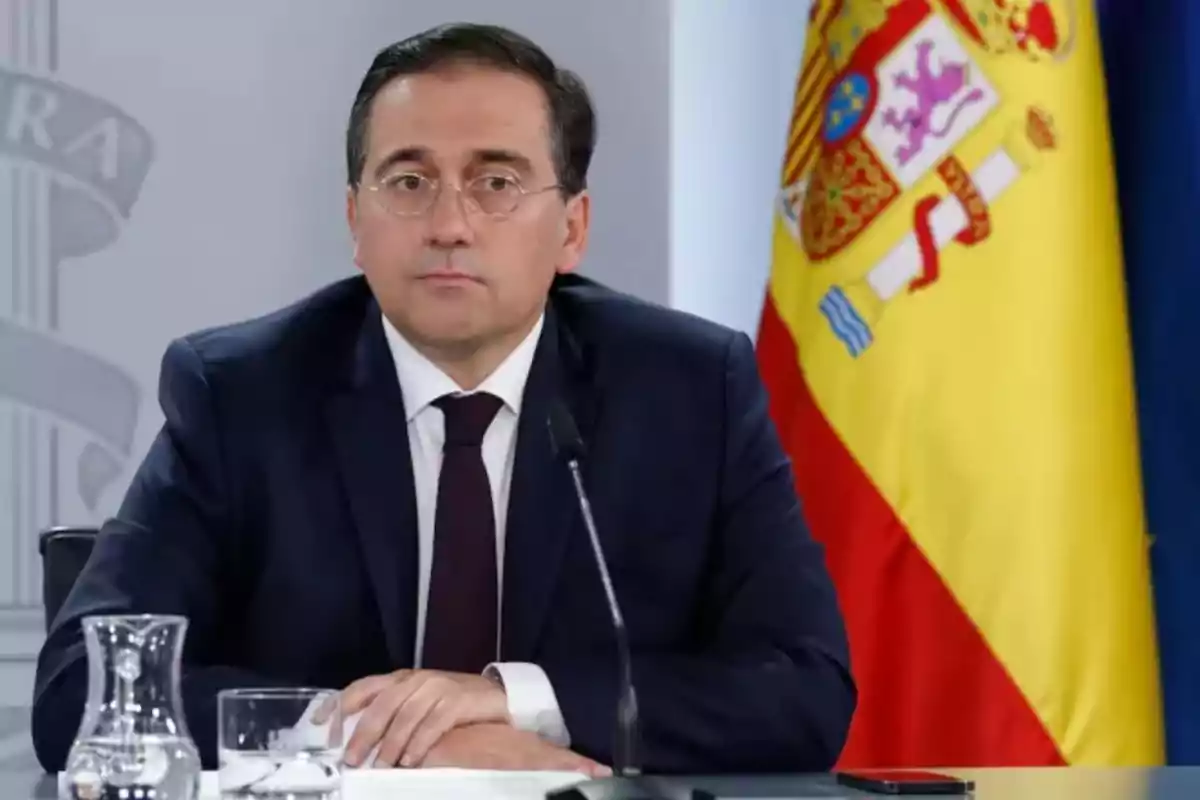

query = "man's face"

[346,65,589,357]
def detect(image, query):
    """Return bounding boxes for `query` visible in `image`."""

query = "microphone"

[547,402,640,779]
[544,405,694,800]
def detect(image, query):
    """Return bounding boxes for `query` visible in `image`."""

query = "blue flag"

[1098,0,1200,764]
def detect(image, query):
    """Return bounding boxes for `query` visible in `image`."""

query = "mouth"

[416,270,483,286]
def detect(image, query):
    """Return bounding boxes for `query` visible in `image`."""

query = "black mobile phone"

[835,769,975,795]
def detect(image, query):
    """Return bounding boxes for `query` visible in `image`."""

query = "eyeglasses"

[363,172,563,218]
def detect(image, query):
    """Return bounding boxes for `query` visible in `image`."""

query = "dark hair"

[346,22,596,197]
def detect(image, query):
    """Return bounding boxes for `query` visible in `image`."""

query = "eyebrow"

[372,147,428,180]
[371,147,535,180]
[473,149,534,174]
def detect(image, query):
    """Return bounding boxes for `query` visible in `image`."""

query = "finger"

[401,680,506,764]
[312,690,344,725]
[343,675,427,766]
[397,695,463,766]
[313,674,388,724]
[340,672,409,718]
[372,680,447,767]
[307,690,342,728]
[556,751,611,777]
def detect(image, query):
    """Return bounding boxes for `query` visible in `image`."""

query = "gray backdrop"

[0,0,670,768]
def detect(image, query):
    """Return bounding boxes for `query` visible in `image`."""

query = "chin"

[395,294,485,340]
[408,318,487,350]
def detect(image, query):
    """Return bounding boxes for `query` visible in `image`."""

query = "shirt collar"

[381,311,545,422]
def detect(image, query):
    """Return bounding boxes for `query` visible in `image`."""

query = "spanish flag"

[756,0,1163,766]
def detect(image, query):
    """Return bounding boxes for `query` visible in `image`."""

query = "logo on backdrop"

[0,0,154,627]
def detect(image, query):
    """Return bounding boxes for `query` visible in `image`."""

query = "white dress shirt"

[380,311,570,747]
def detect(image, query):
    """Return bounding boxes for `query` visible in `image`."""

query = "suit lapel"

[326,307,418,668]
[501,302,599,661]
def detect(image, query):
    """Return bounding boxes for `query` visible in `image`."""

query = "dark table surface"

[6,765,1200,799]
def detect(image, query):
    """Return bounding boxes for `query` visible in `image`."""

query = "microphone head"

[547,401,586,462]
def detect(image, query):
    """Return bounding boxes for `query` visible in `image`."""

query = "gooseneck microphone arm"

[548,402,640,779]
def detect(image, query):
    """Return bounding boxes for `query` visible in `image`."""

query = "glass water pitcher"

[60,614,202,800]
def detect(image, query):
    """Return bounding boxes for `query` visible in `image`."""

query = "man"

[31,22,855,776]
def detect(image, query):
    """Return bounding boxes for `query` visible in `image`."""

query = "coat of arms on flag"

[778,0,1072,356]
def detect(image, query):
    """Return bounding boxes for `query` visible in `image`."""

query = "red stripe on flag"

[755,296,1065,767]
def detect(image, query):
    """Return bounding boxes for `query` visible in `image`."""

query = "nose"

[424,183,475,248]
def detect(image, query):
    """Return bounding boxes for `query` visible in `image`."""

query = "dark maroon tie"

[421,392,504,673]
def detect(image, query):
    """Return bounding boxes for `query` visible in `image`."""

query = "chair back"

[37,526,99,632]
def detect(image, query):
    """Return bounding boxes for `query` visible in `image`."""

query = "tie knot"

[435,392,503,447]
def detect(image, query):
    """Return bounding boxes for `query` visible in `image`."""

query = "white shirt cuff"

[485,662,571,747]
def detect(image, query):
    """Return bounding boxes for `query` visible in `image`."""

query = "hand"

[320,669,510,767]
[420,722,612,777]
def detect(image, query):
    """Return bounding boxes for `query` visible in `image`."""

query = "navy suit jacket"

[32,274,855,774]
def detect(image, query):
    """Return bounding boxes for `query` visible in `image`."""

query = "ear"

[555,191,590,275]
[346,185,363,269]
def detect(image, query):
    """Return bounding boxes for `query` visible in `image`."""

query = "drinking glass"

[217,688,343,800]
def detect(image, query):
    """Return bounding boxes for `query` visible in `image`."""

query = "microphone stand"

[546,405,677,800]
[564,457,639,779]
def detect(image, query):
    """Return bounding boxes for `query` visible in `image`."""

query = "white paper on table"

[199,766,588,799]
